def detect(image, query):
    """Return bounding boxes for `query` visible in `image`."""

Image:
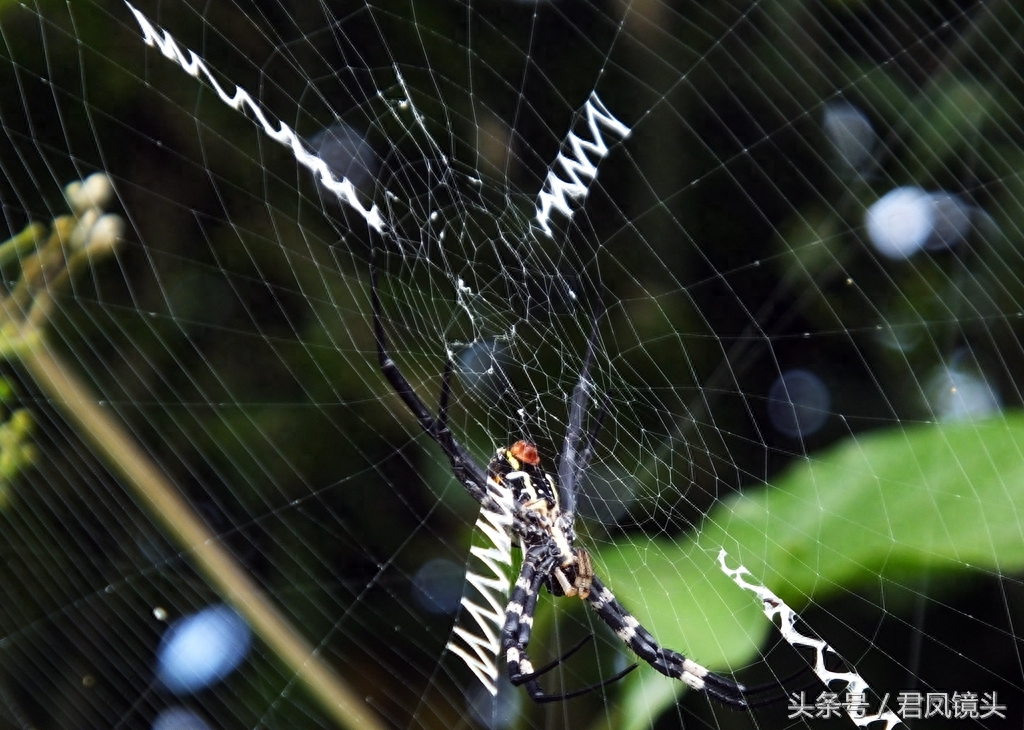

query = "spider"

[369,252,795,706]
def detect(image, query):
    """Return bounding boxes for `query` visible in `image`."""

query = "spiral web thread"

[115,0,1010,721]
[719,550,905,730]
[118,2,973,719]
[124,0,629,701]
[127,0,632,244]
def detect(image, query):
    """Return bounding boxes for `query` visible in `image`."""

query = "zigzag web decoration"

[719,550,905,730]
[535,92,631,237]
[124,2,387,234]
[446,92,631,696]
[445,480,515,696]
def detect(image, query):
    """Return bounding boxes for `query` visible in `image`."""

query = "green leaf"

[596,413,1024,728]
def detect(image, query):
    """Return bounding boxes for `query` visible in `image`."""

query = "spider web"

[0,0,1021,728]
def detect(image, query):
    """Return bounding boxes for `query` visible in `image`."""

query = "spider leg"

[516,633,638,703]
[503,554,636,702]
[369,246,442,438]
[558,305,604,511]
[502,552,546,684]
[738,664,822,705]
[368,245,495,509]
[574,390,610,480]
[586,576,785,709]
[438,355,454,429]
[517,632,595,681]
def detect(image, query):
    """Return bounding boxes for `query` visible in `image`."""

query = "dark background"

[0,0,1020,728]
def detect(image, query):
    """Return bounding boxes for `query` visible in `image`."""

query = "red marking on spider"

[510,440,540,465]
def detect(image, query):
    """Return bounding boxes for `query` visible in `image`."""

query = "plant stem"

[22,341,383,730]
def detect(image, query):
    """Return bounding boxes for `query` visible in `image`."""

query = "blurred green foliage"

[0,382,34,506]
[601,413,1024,726]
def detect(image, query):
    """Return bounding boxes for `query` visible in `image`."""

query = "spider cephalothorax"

[370,250,796,705]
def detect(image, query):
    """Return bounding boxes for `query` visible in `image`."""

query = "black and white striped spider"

[369,255,790,706]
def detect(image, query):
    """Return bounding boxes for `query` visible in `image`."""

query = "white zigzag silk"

[126,1,630,243]
[535,92,631,236]
[446,481,515,696]
[719,550,905,729]
[124,2,386,233]
[123,0,620,698]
